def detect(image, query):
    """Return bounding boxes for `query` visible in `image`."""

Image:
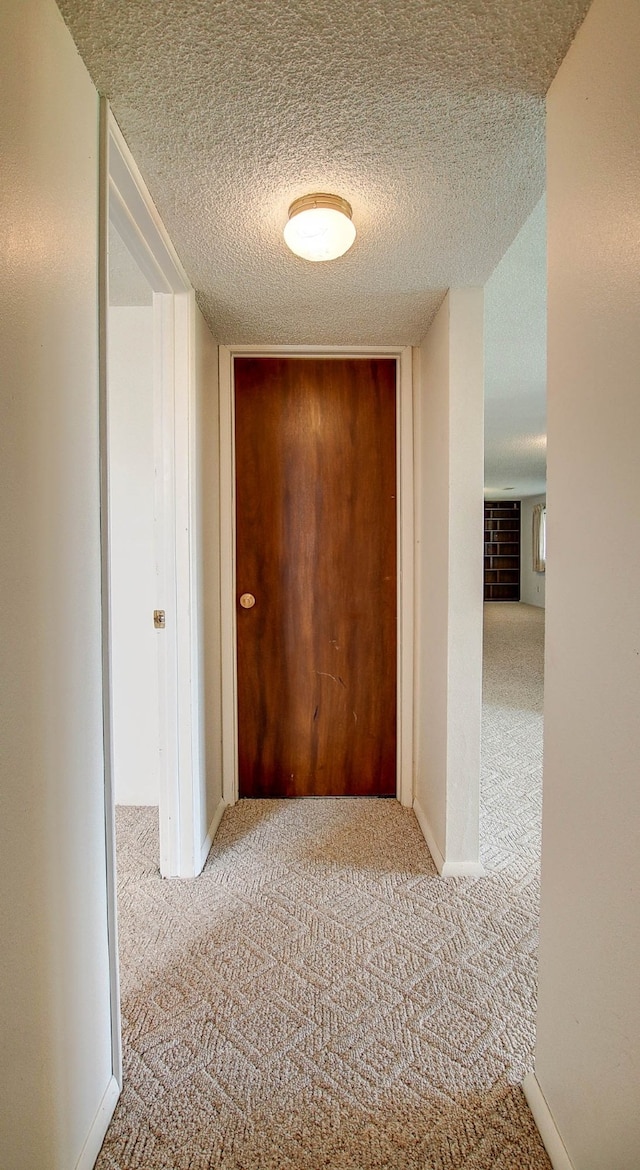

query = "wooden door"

[235,357,396,798]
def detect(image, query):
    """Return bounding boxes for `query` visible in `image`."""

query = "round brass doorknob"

[239,593,256,609]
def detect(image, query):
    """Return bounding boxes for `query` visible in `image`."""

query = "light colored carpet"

[99,602,547,1169]
[480,602,544,877]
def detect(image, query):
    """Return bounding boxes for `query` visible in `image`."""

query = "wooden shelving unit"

[484,500,520,601]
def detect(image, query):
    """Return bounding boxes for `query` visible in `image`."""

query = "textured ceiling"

[59,0,589,345]
[484,197,547,499]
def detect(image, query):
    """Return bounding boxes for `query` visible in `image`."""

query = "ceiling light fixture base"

[284,192,356,262]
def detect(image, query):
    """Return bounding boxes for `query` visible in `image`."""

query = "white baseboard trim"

[200,798,227,869]
[523,1072,575,1170]
[412,797,485,877]
[75,1074,120,1170]
[413,797,446,873]
[441,858,485,877]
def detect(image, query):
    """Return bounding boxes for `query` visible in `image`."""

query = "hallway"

[100,605,547,1168]
[5,0,639,1160]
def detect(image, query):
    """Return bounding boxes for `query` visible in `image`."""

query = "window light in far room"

[283,193,356,262]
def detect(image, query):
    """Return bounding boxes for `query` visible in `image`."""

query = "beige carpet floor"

[98,602,547,1169]
[480,603,545,877]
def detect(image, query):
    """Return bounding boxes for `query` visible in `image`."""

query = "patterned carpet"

[480,603,545,877]
[98,602,547,1169]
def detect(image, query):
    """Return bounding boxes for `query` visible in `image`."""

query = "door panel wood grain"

[235,357,396,798]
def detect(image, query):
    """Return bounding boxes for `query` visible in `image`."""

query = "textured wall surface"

[108,306,159,806]
[0,0,114,1164]
[537,0,640,1162]
[58,0,589,344]
[414,289,484,870]
[109,224,153,306]
[484,198,547,498]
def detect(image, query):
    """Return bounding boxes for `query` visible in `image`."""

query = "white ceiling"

[59,0,588,348]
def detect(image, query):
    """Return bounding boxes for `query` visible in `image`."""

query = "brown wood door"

[235,357,396,798]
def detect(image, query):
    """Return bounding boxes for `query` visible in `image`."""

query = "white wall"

[413,289,485,874]
[0,0,115,1165]
[108,306,160,805]
[194,308,224,861]
[520,494,546,608]
[531,0,640,1164]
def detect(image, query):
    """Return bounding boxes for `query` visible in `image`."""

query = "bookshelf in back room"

[484,500,521,601]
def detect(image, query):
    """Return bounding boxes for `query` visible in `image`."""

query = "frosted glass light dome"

[283,193,356,262]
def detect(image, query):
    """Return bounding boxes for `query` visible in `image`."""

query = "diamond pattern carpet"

[98,602,548,1168]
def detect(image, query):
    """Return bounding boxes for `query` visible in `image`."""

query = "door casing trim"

[105,107,204,883]
[219,344,414,808]
[101,101,208,1094]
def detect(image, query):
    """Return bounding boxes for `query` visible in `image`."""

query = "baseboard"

[75,1075,120,1170]
[441,858,485,877]
[523,1072,575,1170]
[413,797,485,878]
[200,798,227,869]
[413,797,446,873]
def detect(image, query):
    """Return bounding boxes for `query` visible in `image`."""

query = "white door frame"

[104,105,205,879]
[219,344,414,809]
[99,101,205,1081]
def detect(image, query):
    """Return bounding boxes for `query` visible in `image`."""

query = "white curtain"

[532,503,546,572]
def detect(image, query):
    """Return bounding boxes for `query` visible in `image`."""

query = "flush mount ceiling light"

[283,193,356,262]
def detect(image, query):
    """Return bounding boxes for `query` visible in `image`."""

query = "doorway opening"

[481,194,546,876]
[100,102,210,1091]
[106,221,163,1033]
[107,223,159,842]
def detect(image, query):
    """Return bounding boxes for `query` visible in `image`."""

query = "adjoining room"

[482,196,547,875]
